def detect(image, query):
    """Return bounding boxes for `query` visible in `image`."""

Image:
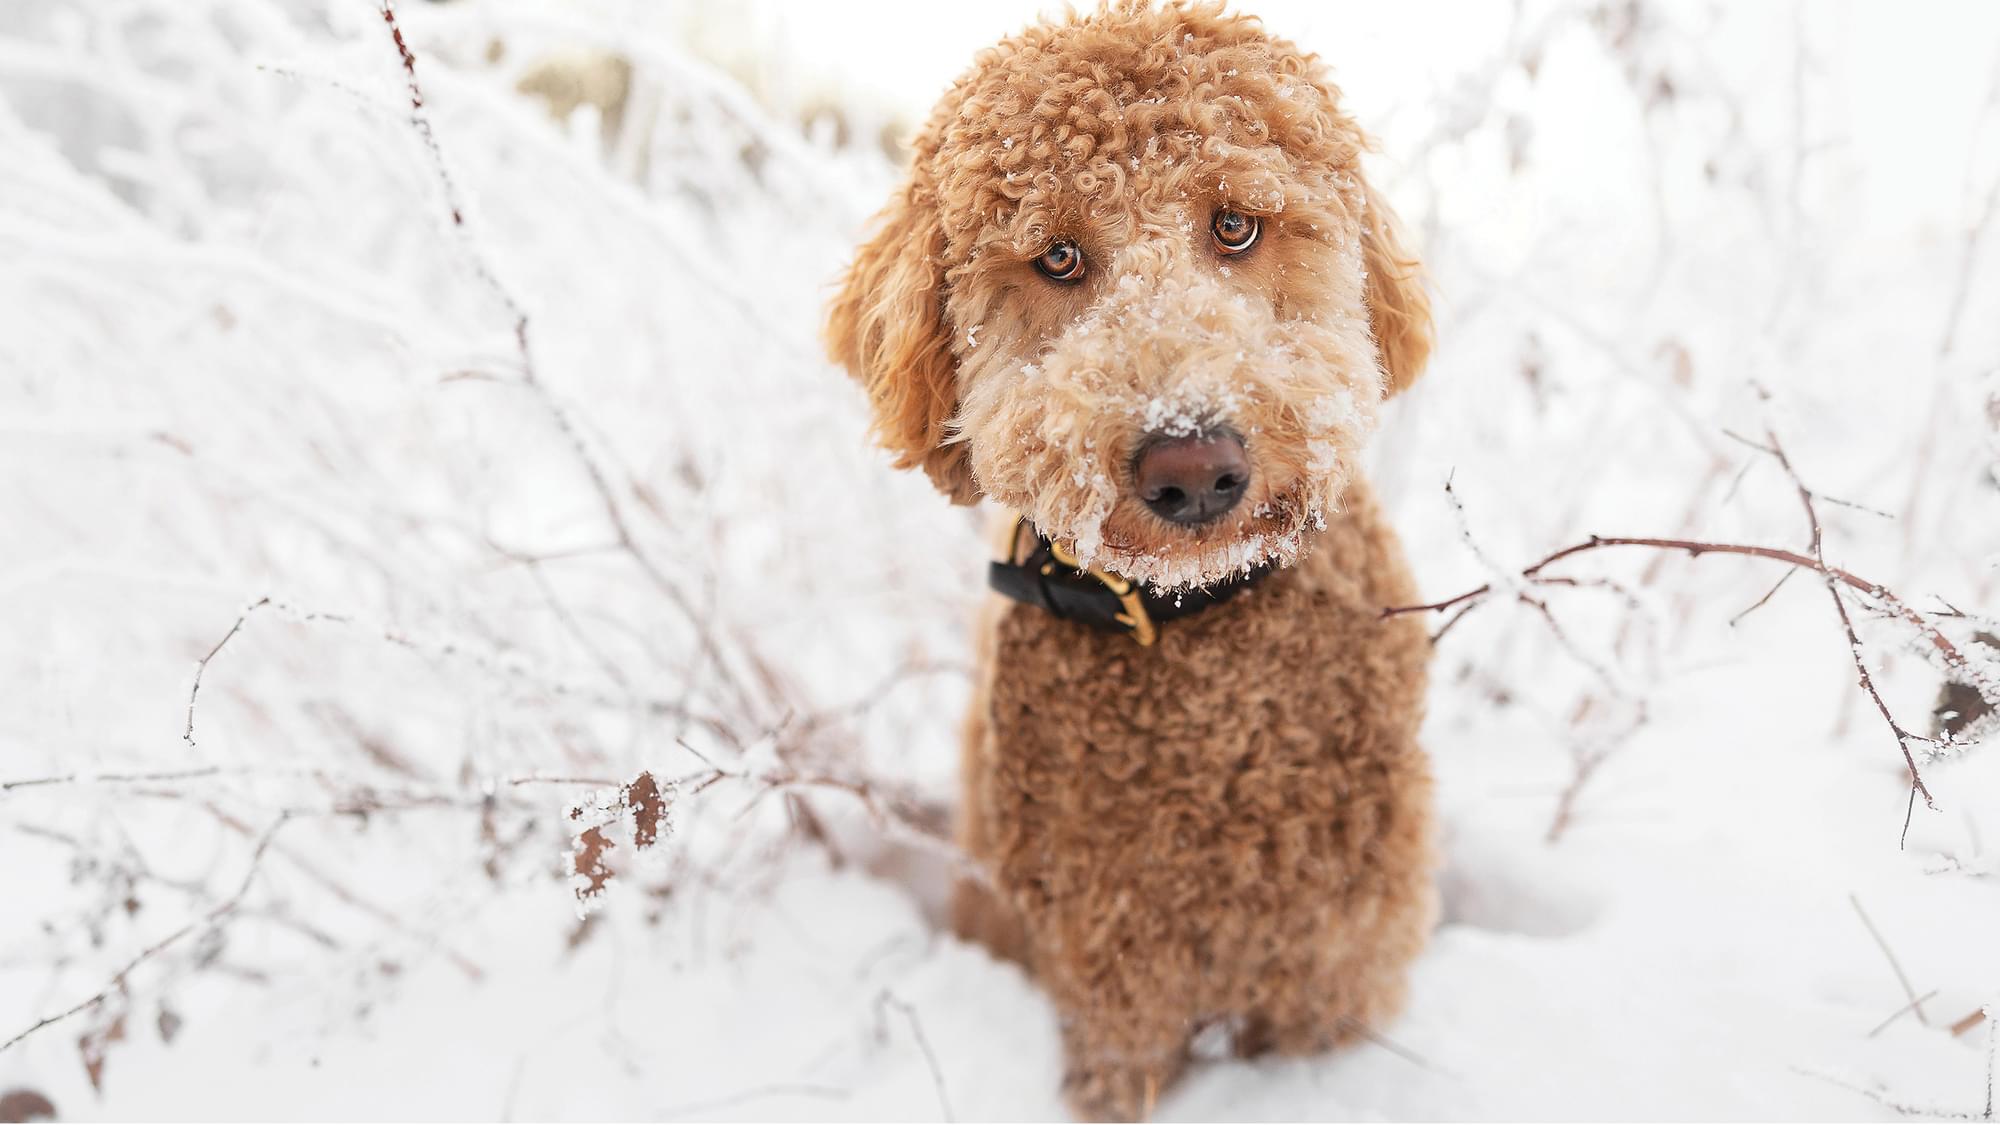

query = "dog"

[826,2,1437,1117]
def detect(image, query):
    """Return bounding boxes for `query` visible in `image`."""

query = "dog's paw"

[1062,1061,1167,1122]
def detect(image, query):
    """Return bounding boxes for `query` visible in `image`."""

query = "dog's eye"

[1212,209,1261,255]
[1034,239,1086,283]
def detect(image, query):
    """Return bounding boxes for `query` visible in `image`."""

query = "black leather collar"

[987,518,1277,645]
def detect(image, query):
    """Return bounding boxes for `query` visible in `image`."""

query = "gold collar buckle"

[1044,534,1158,647]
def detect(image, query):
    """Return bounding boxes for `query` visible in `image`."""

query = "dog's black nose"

[1135,431,1249,526]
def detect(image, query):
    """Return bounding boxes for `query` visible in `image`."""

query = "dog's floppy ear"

[825,173,979,505]
[1357,172,1434,397]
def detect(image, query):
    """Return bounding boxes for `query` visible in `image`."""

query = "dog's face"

[828,2,1431,588]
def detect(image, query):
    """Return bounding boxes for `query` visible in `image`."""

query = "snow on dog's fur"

[828,0,1429,588]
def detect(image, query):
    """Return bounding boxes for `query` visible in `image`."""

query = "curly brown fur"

[827,3,1438,1118]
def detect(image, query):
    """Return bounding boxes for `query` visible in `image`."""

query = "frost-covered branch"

[1385,427,1996,830]
[0,813,291,1055]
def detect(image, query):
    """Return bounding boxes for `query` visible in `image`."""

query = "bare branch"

[183,596,271,749]
[1386,533,1969,674]
[3,766,225,794]
[0,813,292,1055]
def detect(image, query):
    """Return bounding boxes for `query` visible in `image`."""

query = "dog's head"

[827,1,1431,588]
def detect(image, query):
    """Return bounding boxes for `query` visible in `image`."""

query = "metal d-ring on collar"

[985,515,1276,646]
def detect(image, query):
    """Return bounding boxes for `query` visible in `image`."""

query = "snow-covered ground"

[3,0,1998,1119]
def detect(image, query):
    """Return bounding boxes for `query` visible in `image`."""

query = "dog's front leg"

[949,594,1036,965]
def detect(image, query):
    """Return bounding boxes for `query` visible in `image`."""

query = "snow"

[3,0,1999,1121]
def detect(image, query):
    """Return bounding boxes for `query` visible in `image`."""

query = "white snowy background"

[2,0,1998,1119]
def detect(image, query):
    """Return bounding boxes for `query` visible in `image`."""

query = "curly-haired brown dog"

[827,2,1438,1118]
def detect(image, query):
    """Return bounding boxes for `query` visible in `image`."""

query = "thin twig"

[1429,601,1478,644]
[184,596,271,749]
[1336,1016,1436,1072]
[179,593,739,745]
[187,799,488,981]
[1761,428,1939,813]
[1792,1066,1980,1120]
[1868,988,1941,1038]
[3,766,224,793]
[1985,1008,1995,1121]
[674,763,970,881]
[1546,746,1610,844]
[1729,567,1796,627]
[876,991,955,1122]
[1849,893,1930,1028]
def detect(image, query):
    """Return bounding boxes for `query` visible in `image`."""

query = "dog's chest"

[978,547,1429,906]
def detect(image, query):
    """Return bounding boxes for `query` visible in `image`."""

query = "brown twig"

[1758,428,1939,817]
[380,2,460,225]
[1728,567,1796,627]
[1428,601,1479,645]
[1386,533,1967,674]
